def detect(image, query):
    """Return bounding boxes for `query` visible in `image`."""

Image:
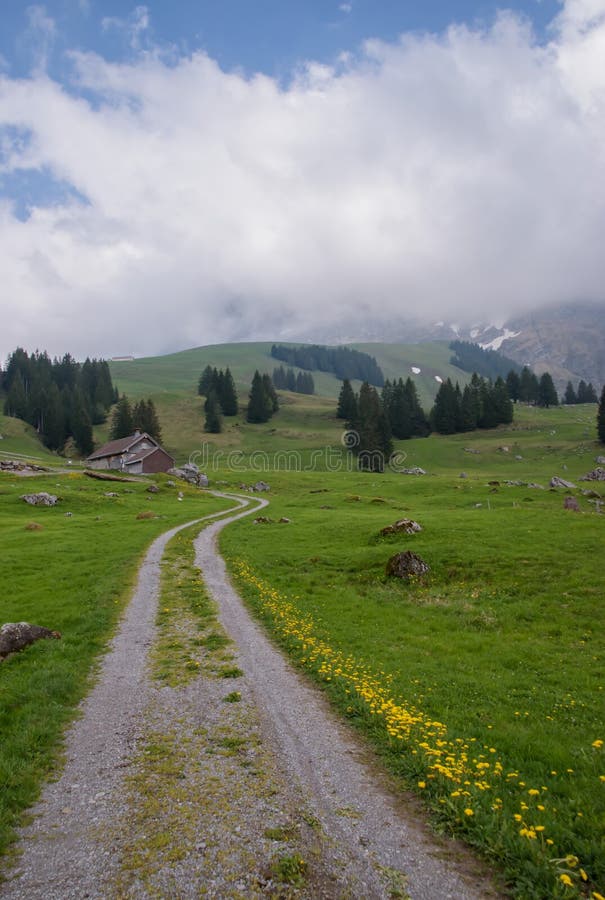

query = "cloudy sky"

[1,0,604,361]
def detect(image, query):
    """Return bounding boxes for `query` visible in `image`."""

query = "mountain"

[307,301,605,389]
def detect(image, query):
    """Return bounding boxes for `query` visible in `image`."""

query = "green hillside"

[0,415,60,465]
[106,341,471,462]
[109,341,467,405]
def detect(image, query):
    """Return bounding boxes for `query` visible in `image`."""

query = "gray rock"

[563,496,580,511]
[579,467,605,482]
[253,481,271,492]
[168,465,209,488]
[550,476,576,489]
[400,467,426,476]
[380,519,423,537]
[147,484,159,493]
[459,472,468,479]
[386,551,430,579]
[104,491,120,498]
[278,517,291,524]
[0,622,61,659]
[253,516,272,525]
[596,456,605,465]
[21,492,58,506]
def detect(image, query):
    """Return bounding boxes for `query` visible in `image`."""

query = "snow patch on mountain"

[479,329,521,352]
[411,366,421,374]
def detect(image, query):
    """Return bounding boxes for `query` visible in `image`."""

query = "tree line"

[1,347,117,455]
[272,366,315,395]
[563,380,598,405]
[197,366,279,432]
[450,340,521,380]
[431,374,513,434]
[271,344,384,386]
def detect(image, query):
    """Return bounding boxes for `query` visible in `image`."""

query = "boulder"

[564,496,580,511]
[147,484,159,493]
[386,551,430,579]
[579,467,605,482]
[401,467,427,476]
[581,489,602,498]
[168,465,209,488]
[380,519,423,537]
[550,476,576,489]
[21,492,58,506]
[253,481,271,492]
[596,456,605,465]
[0,622,61,659]
[459,472,468,479]
[279,517,291,524]
[253,516,272,524]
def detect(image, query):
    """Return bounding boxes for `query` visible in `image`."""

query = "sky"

[1,0,605,360]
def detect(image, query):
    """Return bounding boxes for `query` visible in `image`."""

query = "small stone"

[563,496,580,511]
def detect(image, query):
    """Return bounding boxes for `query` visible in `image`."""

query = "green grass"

[218,411,605,899]
[0,472,231,864]
[0,415,60,465]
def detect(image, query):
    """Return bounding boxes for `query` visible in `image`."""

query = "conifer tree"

[247,371,273,423]
[519,367,539,404]
[133,398,163,442]
[598,385,605,443]
[564,381,578,405]
[506,370,521,403]
[198,365,215,396]
[110,395,135,439]
[204,391,223,433]
[537,372,558,408]
[337,379,357,420]
[262,373,279,413]
[220,368,238,416]
[431,379,460,434]
[70,391,94,456]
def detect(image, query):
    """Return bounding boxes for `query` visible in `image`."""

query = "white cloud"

[102,5,151,51]
[1,1,605,359]
[19,5,57,72]
[339,3,353,13]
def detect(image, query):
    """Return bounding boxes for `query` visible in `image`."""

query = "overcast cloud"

[1,0,605,359]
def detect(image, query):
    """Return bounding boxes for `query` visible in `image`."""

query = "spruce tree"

[220,368,238,416]
[506,370,521,403]
[110,395,135,439]
[70,391,94,456]
[262,374,279,413]
[355,382,391,472]
[564,381,578,405]
[133,398,163,442]
[337,379,357,420]
[519,367,539,404]
[598,385,605,443]
[431,379,459,434]
[204,391,223,433]
[247,371,273,423]
[198,365,215,396]
[537,372,558,408]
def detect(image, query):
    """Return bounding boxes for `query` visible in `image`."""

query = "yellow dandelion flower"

[418,781,426,789]
[464,808,474,816]
[559,874,573,887]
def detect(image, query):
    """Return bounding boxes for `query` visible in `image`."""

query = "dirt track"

[1,493,499,899]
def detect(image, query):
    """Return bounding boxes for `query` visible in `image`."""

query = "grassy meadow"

[1,355,604,899]
[0,470,232,863]
[216,404,605,899]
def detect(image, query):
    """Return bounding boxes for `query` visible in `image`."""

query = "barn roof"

[87,432,157,461]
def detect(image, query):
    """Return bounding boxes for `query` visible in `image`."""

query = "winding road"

[1,492,498,899]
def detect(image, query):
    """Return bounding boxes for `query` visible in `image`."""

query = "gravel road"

[1,492,500,899]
